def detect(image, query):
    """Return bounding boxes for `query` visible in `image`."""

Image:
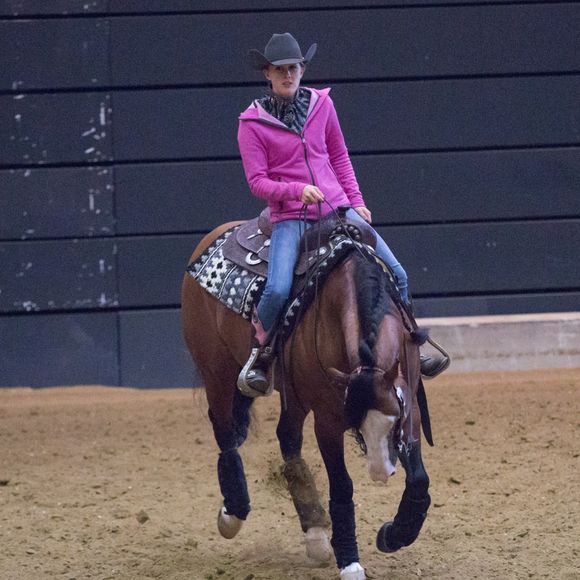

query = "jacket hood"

[239,87,331,121]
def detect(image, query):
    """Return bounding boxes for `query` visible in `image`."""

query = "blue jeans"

[257,208,409,331]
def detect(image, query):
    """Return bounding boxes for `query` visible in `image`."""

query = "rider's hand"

[354,206,372,223]
[301,185,325,205]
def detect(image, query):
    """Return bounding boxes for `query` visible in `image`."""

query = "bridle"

[347,364,413,454]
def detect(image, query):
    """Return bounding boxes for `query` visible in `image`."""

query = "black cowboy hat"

[249,33,317,70]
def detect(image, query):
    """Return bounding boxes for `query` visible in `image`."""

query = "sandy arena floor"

[0,369,578,580]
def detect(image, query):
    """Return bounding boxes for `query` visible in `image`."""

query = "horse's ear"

[326,367,350,387]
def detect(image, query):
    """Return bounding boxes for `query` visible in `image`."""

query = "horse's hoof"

[305,526,331,562]
[376,521,398,553]
[339,562,365,580]
[217,506,243,539]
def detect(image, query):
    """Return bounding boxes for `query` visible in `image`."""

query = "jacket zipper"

[301,134,317,186]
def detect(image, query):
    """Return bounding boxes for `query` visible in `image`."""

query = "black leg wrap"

[232,389,254,447]
[329,500,359,569]
[217,449,251,520]
[376,491,431,553]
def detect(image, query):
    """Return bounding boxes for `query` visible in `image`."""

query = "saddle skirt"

[186,208,388,344]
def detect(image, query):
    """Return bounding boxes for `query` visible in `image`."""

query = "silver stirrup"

[237,347,274,398]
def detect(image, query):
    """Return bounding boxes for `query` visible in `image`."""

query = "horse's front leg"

[376,401,431,552]
[314,413,365,580]
[277,397,331,562]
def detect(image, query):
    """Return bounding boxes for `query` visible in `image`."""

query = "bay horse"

[181,220,432,580]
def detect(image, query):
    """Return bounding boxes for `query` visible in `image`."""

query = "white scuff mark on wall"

[99,103,107,126]
[18,301,40,312]
[89,193,95,211]
[14,114,22,122]
[25,229,34,235]
[13,94,25,100]
[85,147,95,154]
[24,169,31,177]
[12,81,23,90]
[16,262,33,276]
[83,127,96,137]
[98,293,108,307]
[99,259,106,274]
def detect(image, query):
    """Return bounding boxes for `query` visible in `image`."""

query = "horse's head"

[328,364,411,483]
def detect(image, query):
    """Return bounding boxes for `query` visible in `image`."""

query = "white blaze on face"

[360,410,397,483]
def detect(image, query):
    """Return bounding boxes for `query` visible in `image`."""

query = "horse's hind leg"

[207,385,254,538]
[276,399,331,562]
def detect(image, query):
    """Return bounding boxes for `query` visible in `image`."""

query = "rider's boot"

[404,300,450,380]
[419,351,450,379]
[237,310,276,397]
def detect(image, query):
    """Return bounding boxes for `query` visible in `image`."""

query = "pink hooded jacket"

[237,87,365,223]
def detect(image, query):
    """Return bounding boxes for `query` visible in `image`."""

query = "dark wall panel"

[114,149,580,235]
[0,1,108,15]
[116,235,203,307]
[0,239,117,313]
[113,77,580,162]
[106,0,550,13]
[112,86,253,161]
[0,93,112,166]
[0,18,109,91]
[119,309,200,388]
[0,312,118,387]
[356,148,580,224]
[414,292,580,318]
[115,161,262,234]
[0,166,114,240]
[380,220,580,296]
[334,77,580,152]
[111,5,580,87]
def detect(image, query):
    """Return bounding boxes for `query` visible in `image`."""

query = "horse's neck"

[313,260,362,370]
[321,259,402,372]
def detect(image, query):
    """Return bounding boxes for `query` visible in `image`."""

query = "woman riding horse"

[236,33,449,396]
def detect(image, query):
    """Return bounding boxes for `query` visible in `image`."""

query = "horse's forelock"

[345,371,376,430]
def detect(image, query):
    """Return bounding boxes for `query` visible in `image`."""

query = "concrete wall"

[422,313,580,374]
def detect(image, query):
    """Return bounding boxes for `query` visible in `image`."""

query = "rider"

[237,33,449,396]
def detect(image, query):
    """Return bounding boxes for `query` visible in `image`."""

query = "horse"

[181,219,432,580]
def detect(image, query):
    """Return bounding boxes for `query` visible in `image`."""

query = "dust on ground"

[0,369,578,580]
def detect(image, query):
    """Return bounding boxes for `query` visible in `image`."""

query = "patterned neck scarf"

[258,87,311,134]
